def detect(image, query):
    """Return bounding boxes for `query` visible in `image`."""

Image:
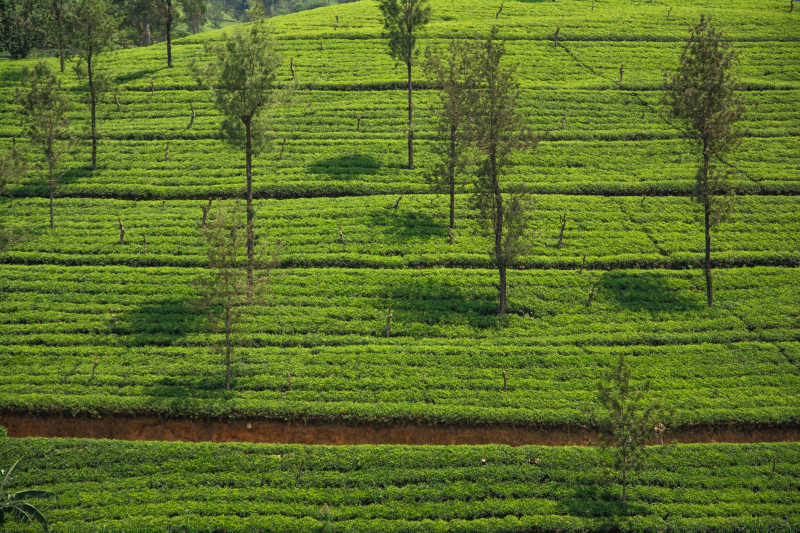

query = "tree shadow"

[387,275,498,328]
[115,67,164,84]
[0,66,25,84]
[9,165,94,197]
[111,299,207,347]
[143,376,234,415]
[59,165,94,185]
[0,197,50,249]
[308,153,381,180]
[367,209,448,240]
[597,271,704,313]
[556,483,648,522]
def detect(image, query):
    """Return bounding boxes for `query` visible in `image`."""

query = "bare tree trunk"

[407,60,414,170]
[224,301,231,390]
[166,0,173,68]
[48,155,55,230]
[245,118,254,294]
[88,51,97,170]
[703,151,713,307]
[449,124,456,229]
[54,0,64,72]
[491,148,506,317]
[621,461,627,503]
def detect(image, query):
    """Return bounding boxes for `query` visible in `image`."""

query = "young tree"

[423,39,478,229]
[0,139,27,198]
[196,202,277,390]
[194,23,283,294]
[596,353,664,503]
[15,62,71,230]
[377,0,431,170]
[470,27,537,317]
[663,15,744,307]
[0,140,27,251]
[67,0,117,170]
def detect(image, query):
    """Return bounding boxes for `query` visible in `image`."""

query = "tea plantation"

[0,0,798,530]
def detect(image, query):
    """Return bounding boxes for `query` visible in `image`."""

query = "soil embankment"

[2,414,798,446]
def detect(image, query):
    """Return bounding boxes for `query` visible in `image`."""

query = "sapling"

[557,212,567,247]
[117,216,125,244]
[16,61,71,230]
[384,305,393,337]
[186,103,195,130]
[201,197,213,227]
[195,201,278,390]
[596,353,665,503]
[424,38,479,228]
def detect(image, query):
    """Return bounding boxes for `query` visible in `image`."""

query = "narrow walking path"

[2,414,798,446]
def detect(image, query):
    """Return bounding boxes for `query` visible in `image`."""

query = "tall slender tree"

[162,0,174,67]
[194,23,283,294]
[377,0,431,170]
[424,39,478,229]
[15,62,71,230]
[51,0,67,72]
[67,0,117,170]
[470,27,536,317]
[663,15,744,307]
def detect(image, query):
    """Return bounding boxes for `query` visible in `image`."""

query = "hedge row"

[0,438,798,532]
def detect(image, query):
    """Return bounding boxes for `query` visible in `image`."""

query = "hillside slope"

[0,0,797,428]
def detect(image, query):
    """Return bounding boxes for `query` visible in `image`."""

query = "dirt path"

[2,414,798,446]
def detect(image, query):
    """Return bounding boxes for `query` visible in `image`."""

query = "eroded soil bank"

[2,414,798,445]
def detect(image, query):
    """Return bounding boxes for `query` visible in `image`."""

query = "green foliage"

[179,0,207,33]
[423,39,479,227]
[1,438,800,531]
[0,0,51,59]
[67,0,118,63]
[14,61,70,229]
[377,0,431,66]
[0,459,54,532]
[0,262,797,426]
[470,27,537,316]
[596,352,666,503]
[663,15,746,307]
[663,14,745,219]
[195,22,282,155]
[0,140,26,195]
[14,63,70,159]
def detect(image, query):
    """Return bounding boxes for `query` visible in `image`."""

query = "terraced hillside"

[3,438,800,532]
[0,0,798,430]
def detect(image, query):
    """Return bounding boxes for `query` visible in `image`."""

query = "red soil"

[2,414,797,445]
